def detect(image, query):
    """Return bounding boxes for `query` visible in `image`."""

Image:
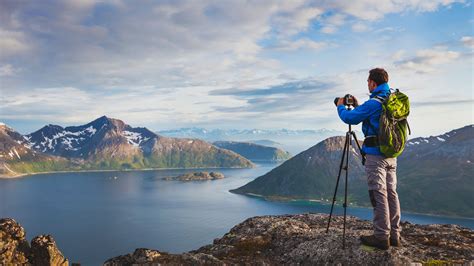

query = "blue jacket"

[337,83,391,156]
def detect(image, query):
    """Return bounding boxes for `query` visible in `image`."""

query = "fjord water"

[1,163,472,265]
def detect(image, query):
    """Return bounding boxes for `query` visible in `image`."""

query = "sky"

[0,0,473,137]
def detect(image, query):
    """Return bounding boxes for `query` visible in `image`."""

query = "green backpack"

[373,89,411,158]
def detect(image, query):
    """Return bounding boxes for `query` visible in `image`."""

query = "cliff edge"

[105,213,473,265]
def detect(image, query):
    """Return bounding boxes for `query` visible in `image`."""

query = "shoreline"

[0,165,255,179]
[233,191,474,220]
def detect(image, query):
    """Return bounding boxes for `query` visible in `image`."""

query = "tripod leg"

[350,131,365,165]
[326,133,349,233]
[342,132,351,249]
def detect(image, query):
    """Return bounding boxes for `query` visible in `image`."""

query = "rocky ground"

[2,214,473,265]
[162,171,225,181]
[0,218,68,265]
[105,213,474,265]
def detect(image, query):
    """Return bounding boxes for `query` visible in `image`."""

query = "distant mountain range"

[0,116,254,177]
[158,127,348,155]
[231,125,474,217]
[158,127,343,140]
[213,141,291,162]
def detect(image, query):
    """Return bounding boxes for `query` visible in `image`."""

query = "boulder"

[0,218,68,265]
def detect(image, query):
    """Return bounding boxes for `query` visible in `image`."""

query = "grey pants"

[365,154,401,240]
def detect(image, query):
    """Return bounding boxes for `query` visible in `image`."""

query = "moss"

[231,236,271,256]
[422,259,460,266]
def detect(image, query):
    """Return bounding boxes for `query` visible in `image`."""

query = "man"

[336,68,401,250]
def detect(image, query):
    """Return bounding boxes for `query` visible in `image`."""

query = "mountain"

[212,141,291,162]
[0,117,254,177]
[230,136,367,201]
[396,125,474,217]
[158,127,347,155]
[0,124,71,177]
[231,125,474,217]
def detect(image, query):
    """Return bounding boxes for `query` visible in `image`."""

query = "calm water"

[1,163,472,265]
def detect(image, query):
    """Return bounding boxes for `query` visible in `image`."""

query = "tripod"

[326,124,364,249]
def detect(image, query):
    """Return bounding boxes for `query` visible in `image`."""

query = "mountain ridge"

[213,140,291,162]
[231,125,474,217]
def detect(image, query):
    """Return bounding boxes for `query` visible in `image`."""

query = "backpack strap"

[366,94,387,136]
[371,95,386,104]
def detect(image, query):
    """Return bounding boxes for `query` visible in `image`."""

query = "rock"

[30,235,68,266]
[162,171,225,181]
[0,218,69,265]
[0,218,30,264]
[105,213,474,265]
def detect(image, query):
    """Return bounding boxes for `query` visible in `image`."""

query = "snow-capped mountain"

[0,123,69,177]
[232,124,474,217]
[1,116,254,177]
[26,116,157,159]
[0,123,35,160]
[402,124,474,160]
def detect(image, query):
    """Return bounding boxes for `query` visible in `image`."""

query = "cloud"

[0,0,470,133]
[210,79,336,114]
[0,64,21,76]
[411,99,474,107]
[0,28,32,59]
[351,22,370,32]
[325,0,463,20]
[320,13,346,34]
[394,47,460,73]
[461,36,474,48]
[270,38,327,51]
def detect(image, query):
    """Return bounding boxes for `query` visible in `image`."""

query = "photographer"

[336,68,401,250]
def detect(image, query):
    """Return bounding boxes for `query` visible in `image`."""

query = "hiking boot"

[390,236,402,247]
[360,235,389,250]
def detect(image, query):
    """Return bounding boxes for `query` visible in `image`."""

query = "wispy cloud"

[461,36,474,48]
[394,46,460,73]
[210,79,336,114]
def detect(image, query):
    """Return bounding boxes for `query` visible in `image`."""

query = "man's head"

[367,68,389,92]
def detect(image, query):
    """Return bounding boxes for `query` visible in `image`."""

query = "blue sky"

[0,0,473,137]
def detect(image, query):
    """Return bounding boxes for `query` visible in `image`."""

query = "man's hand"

[337,97,345,106]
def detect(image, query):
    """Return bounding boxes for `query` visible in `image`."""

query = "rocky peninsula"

[162,171,225,181]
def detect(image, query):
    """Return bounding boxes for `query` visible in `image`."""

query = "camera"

[334,94,355,107]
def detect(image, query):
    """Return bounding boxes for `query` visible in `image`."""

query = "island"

[162,171,225,181]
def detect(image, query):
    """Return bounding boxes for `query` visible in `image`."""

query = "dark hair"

[368,68,389,86]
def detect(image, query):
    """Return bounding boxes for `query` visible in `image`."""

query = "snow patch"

[12,148,21,159]
[436,137,445,142]
[34,125,97,151]
[123,130,150,147]
[188,140,194,144]
[84,126,97,135]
